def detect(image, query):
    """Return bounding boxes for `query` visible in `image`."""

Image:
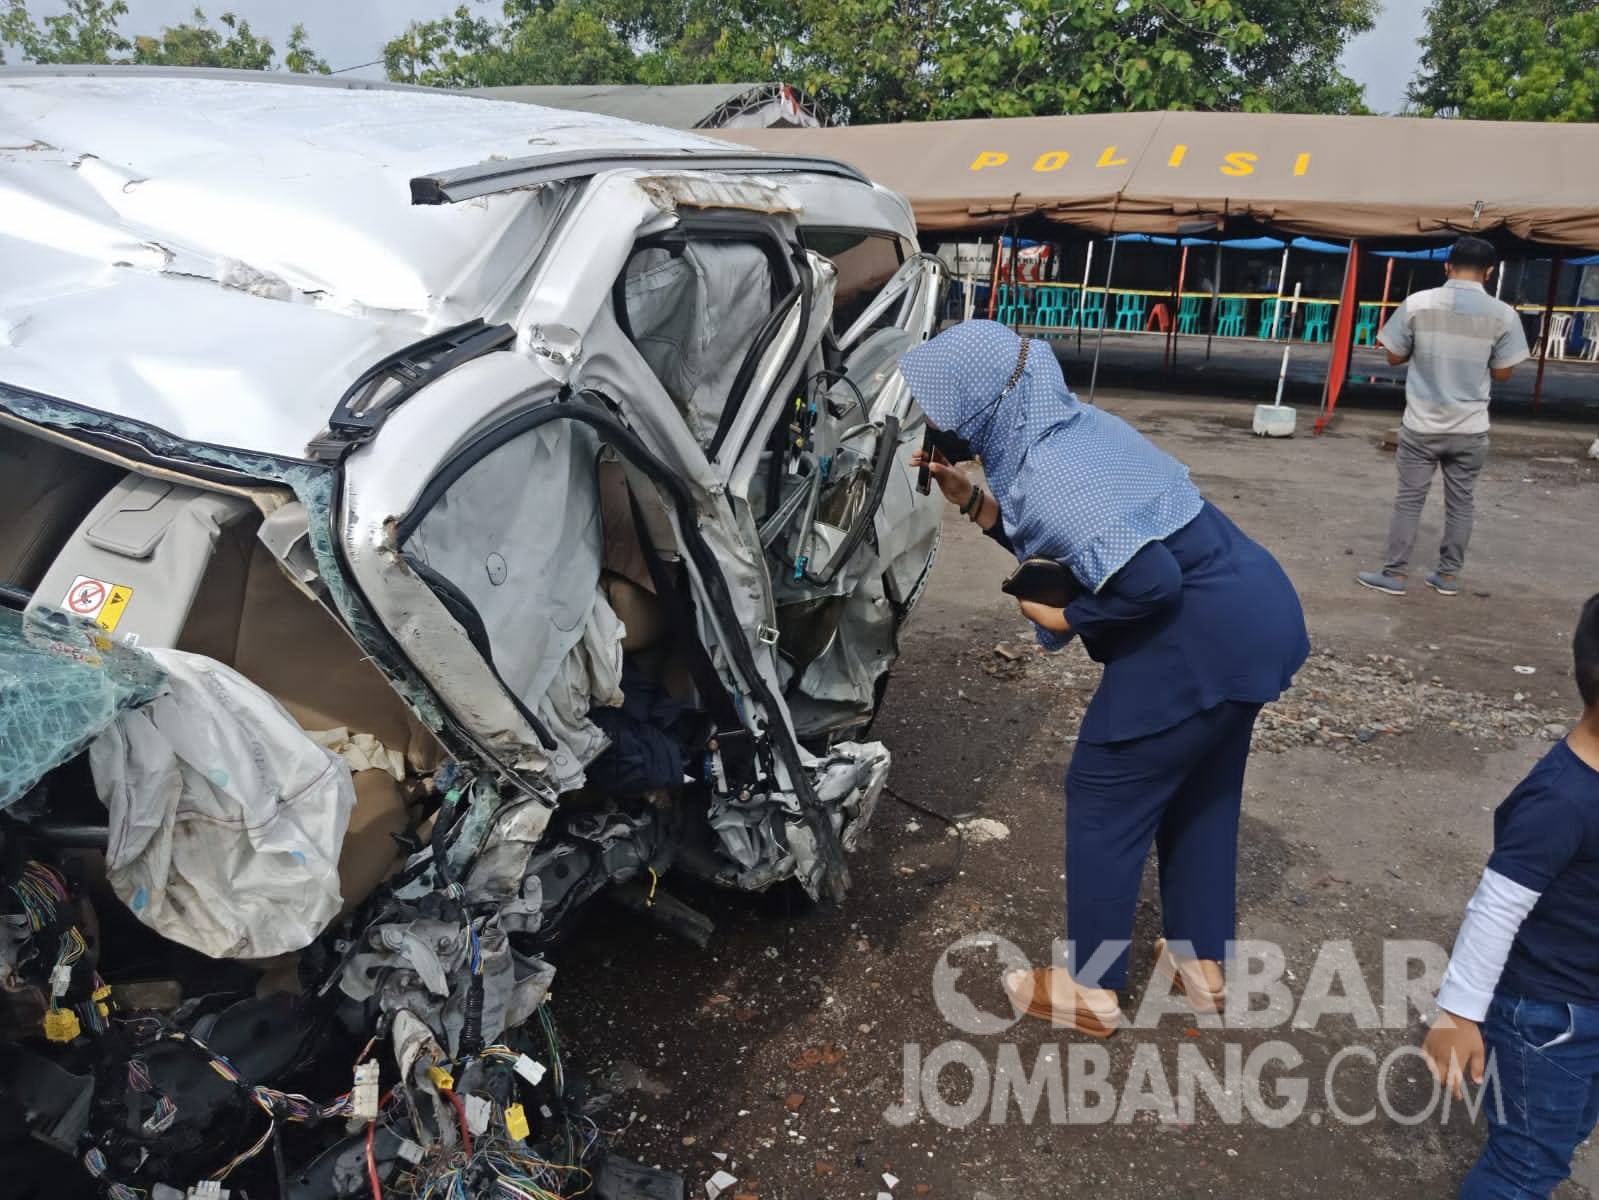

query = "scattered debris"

[952,817,1011,844]
[787,1043,845,1070]
[705,1169,740,1200]
[1514,664,1537,674]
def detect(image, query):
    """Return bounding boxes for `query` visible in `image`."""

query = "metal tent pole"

[1087,236,1119,405]
[1205,243,1221,361]
[1077,239,1095,354]
[1164,238,1183,371]
[1271,244,1289,338]
[985,233,1006,320]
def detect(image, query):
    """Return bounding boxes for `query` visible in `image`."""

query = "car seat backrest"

[0,432,125,596]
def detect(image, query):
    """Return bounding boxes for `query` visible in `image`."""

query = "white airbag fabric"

[90,649,356,960]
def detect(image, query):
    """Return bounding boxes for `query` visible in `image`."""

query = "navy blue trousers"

[1064,700,1262,990]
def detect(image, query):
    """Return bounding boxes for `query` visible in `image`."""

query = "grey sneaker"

[1426,571,1460,596]
[1357,569,1408,595]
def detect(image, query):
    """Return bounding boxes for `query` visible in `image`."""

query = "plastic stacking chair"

[1077,288,1106,330]
[1176,295,1202,335]
[1301,302,1334,342]
[1544,312,1573,359]
[997,284,1033,328]
[1215,298,1248,338]
[1057,287,1081,329]
[1112,292,1148,332]
[1034,287,1064,328]
[1354,304,1381,345]
[1256,298,1284,340]
[1580,313,1599,361]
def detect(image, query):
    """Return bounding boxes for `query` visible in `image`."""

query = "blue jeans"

[1461,994,1599,1199]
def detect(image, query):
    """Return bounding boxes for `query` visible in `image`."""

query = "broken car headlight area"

[0,332,934,1197]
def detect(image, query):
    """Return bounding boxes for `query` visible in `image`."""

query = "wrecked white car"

[0,70,943,1198]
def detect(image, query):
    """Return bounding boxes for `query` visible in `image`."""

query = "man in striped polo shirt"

[1358,236,1530,597]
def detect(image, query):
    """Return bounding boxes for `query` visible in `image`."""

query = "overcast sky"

[22,0,1432,114]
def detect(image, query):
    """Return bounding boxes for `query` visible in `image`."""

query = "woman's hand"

[1018,599,1070,634]
[909,445,974,508]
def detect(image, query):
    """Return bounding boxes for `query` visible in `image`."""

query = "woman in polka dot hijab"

[900,318,1203,593]
[903,320,1309,1038]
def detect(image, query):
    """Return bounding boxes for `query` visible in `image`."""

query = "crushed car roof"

[0,70,757,461]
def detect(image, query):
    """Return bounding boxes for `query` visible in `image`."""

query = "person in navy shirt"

[903,321,1309,1035]
[1425,593,1599,1198]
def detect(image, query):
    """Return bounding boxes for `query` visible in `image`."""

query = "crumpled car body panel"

[0,70,942,1199]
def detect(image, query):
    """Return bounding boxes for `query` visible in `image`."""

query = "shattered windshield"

[0,606,166,809]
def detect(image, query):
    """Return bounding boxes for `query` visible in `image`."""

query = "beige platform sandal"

[1002,967,1124,1038]
[1153,938,1227,1014]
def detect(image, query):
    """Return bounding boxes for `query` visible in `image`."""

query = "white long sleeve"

[1436,867,1543,1022]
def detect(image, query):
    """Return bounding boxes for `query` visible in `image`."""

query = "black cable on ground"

[882,785,964,886]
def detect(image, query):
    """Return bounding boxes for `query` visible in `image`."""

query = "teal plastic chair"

[1176,296,1202,334]
[995,284,1020,327]
[1033,287,1059,327]
[1112,293,1148,332]
[1354,303,1381,345]
[1216,298,1248,338]
[1036,287,1076,328]
[1057,287,1081,328]
[1077,288,1106,330]
[1302,302,1334,342]
[1257,298,1284,339]
[1000,284,1037,328]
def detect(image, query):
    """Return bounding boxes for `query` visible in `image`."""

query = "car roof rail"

[410,149,868,205]
[307,318,516,461]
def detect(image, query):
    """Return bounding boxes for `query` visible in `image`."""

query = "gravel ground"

[550,394,1598,1200]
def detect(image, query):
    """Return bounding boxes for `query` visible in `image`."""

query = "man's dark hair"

[1448,236,1497,272]
[1576,592,1599,710]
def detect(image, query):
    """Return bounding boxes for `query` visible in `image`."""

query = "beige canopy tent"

[721,110,1599,425]
[716,110,1599,251]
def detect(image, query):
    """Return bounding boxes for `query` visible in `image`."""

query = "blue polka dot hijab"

[899,320,1203,592]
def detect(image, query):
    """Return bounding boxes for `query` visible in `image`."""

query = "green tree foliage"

[1,0,330,73]
[382,0,1375,120]
[283,24,331,76]
[1410,0,1596,120]
[130,9,274,69]
[1,0,131,64]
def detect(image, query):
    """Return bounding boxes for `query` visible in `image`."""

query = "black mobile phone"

[916,425,934,495]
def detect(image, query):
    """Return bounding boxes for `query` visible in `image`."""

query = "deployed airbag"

[89,648,357,960]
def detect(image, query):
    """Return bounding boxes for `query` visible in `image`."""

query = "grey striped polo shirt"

[1377,279,1530,435]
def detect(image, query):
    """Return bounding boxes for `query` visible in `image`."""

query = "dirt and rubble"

[551,393,1599,1199]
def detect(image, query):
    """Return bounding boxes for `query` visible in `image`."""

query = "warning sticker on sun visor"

[62,575,134,632]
